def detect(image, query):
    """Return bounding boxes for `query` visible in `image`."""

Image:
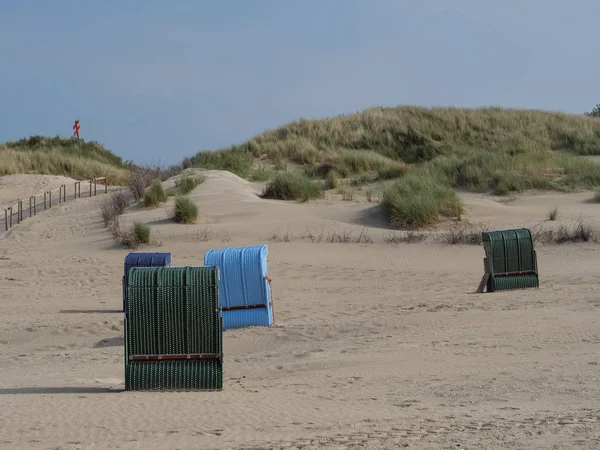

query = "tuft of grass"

[175,174,205,195]
[143,180,167,207]
[172,195,198,224]
[262,171,324,202]
[548,206,559,221]
[594,190,600,202]
[326,170,340,189]
[383,174,463,228]
[132,221,151,244]
[338,185,354,201]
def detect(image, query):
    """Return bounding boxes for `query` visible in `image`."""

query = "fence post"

[17,201,21,224]
[89,180,92,197]
[4,209,7,231]
[49,191,52,208]
[63,184,66,202]
[105,177,108,193]
[59,186,62,204]
[8,207,12,228]
[29,197,33,218]
[33,195,36,215]
[94,178,97,196]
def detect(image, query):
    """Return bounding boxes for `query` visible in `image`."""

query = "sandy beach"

[1,170,599,449]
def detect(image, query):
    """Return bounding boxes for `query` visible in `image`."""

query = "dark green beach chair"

[476,228,539,293]
[124,266,223,390]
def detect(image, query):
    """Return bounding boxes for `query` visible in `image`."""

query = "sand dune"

[0,174,80,208]
[1,171,599,449]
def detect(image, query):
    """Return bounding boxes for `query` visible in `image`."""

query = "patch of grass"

[338,185,354,201]
[132,221,151,244]
[323,149,406,178]
[250,166,275,182]
[175,174,205,195]
[143,180,167,207]
[548,206,559,221]
[350,172,372,187]
[427,148,600,195]
[262,171,324,202]
[326,170,340,189]
[365,188,378,202]
[192,145,254,178]
[383,173,463,228]
[171,195,198,224]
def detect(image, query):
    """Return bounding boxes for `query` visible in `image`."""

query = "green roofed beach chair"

[476,228,539,293]
[124,266,223,390]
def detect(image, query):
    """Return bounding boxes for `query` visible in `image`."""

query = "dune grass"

[132,221,151,244]
[172,195,198,223]
[188,106,600,227]
[262,171,324,202]
[382,173,463,228]
[175,173,205,195]
[190,106,600,193]
[143,180,167,207]
[0,136,130,184]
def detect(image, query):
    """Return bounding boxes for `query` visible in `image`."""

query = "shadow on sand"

[0,386,123,395]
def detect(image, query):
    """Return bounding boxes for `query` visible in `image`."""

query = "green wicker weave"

[125,266,222,391]
[482,228,539,292]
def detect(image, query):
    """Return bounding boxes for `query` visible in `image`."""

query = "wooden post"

[89,179,92,197]
[49,191,52,208]
[17,201,21,224]
[4,209,7,231]
[104,177,108,193]
[94,178,97,196]
[59,186,62,204]
[29,197,33,218]
[44,192,47,210]
[33,195,36,215]
[8,207,12,228]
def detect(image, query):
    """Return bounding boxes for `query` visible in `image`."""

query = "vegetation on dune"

[132,221,151,244]
[171,195,198,223]
[143,180,167,207]
[191,107,600,192]
[261,171,324,202]
[174,173,205,195]
[383,173,463,228]
[0,136,131,184]
[189,105,600,226]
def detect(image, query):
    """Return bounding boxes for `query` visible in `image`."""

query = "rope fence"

[2,176,108,232]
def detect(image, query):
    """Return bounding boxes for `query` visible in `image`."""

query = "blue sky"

[1,1,598,165]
